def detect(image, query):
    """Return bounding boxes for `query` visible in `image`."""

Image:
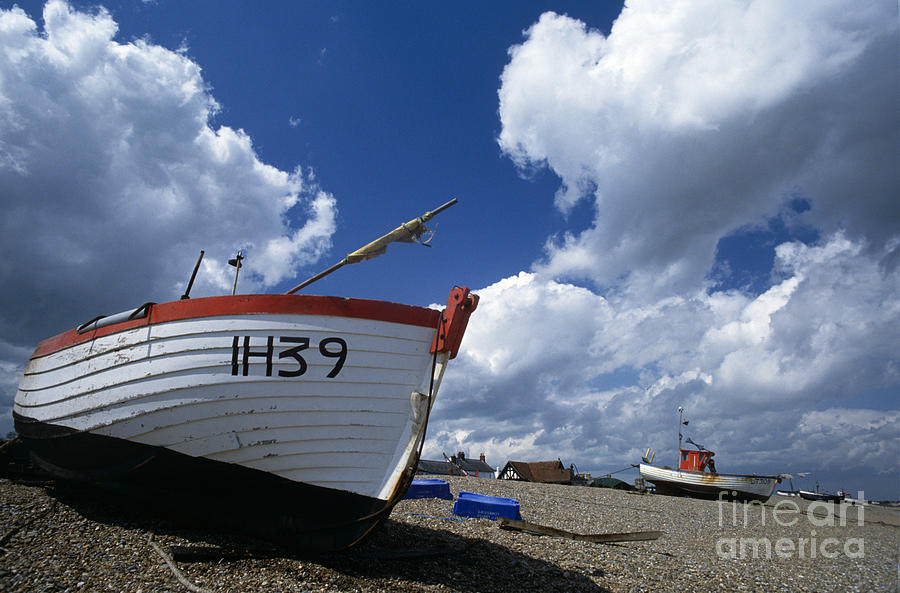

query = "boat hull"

[799,490,845,503]
[13,293,463,551]
[14,414,396,550]
[639,463,779,502]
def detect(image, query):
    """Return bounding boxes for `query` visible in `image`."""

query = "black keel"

[13,412,398,552]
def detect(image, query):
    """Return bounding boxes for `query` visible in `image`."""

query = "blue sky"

[1,1,898,499]
[77,0,623,306]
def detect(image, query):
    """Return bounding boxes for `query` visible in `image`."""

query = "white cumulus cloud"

[0,1,336,338]
[497,2,898,295]
[0,2,337,419]
[426,0,899,497]
[429,235,900,485]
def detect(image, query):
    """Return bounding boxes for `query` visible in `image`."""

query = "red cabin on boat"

[679,449,716,473]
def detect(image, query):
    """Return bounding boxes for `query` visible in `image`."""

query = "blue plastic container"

[452,491,522,520]
[404,479,453,500]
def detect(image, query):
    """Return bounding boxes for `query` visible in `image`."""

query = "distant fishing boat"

[13,200,479,551]
[638,463,781,502]
[638,407,782,502]
[798,491,845,503]
[798,483,847,503]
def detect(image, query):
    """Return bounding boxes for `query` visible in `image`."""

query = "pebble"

[0,477,897,592]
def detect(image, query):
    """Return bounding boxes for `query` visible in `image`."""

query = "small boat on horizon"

[798,483,848,503]
[13,200,479,551]
[799,490,845,503]
[638,407,782,502]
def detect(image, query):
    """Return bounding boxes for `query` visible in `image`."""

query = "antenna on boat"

[228,251,243,296]
[285,197,459,295]
[676,406,689,466]
[181,250,205,300]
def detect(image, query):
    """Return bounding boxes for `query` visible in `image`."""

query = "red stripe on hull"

[33,294,441,359]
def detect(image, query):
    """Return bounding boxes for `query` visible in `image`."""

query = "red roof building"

[497,460,574,484]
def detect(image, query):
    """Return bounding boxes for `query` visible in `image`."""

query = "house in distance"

[498,460,575,484]
[416,451,495,479]
[451,452,495,478]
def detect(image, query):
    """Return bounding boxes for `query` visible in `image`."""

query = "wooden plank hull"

[639,463,779,502]
[14,294,454,551]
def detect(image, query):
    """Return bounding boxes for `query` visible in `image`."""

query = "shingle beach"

[1,475,897,592]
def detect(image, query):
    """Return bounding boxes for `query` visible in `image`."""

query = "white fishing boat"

[638,407,781,502]
[798,486,847,503]
[13,200,478,551]
[638,463,780,502]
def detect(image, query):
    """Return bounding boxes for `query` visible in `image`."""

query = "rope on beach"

[148,534,215,593]
[407,513,466,522]
[603,466,634,476]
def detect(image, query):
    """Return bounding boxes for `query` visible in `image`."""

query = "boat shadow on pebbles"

[41,481,277,551]
[319,518,609,593]
[41,482,608,593]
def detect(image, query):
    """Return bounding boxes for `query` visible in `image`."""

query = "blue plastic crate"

[404,479,453,500]
[452,491,522,520]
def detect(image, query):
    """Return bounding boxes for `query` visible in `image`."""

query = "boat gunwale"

[639,463,781,481]
[32,294,442,359]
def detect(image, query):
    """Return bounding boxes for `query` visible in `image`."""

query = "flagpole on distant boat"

[676,406,688,466]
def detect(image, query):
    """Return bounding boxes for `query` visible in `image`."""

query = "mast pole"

[229,251,243,296]
[181,250,205,300]
[284,198,458,295]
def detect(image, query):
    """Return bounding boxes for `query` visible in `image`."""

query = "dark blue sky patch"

[710,199,819,295]
[587,367,643,392]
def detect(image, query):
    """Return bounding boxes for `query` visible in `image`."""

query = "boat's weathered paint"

[13,290,477,550]
[639,463,780,501]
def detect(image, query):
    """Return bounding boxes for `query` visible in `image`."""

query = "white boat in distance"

[638,463,780,502]
[13,200,479,551]
[638,407,781,502]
